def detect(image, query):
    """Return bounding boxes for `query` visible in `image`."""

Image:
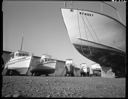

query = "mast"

[20,32,24,51]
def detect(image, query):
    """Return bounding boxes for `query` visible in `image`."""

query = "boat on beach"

[61,2,126,77]
[2,33,33,76]
[30,54,57,76]
[3,50,33,75]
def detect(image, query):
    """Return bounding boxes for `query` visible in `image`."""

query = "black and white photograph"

[2,0,126,98]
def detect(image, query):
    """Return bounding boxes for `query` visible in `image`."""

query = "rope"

[81,15,96,43]
[84,15,100,43]
[85,12,124,50]
[77,10,86,56]
[116,10,123,25]
[81,15,93,56]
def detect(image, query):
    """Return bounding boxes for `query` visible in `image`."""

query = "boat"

[61,2,126,77]
[3,50,33,75]
[2,33,33,75]
[30,54,57,76]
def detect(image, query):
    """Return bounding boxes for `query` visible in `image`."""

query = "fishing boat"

[2,33,33,75]
[3,50,33,75]
[30,54,57,76]
[61,2,126,77]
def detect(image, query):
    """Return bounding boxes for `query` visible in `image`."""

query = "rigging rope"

[77,10,93,56]
[81,15,96,43]
[84,12,124,51]
[81,15,93,56]
[84,15,100,43]
[77,10,86,56]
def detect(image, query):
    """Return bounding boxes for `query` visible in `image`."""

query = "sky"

[3,1,126,67]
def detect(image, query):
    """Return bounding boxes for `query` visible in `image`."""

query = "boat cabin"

[10,50,32,59]
[40,54,54,63]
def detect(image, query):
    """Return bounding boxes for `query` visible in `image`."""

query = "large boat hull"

[61,8,126,52]
[61,8,126,77]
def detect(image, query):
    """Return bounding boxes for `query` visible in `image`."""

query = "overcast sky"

[3,1,126,66]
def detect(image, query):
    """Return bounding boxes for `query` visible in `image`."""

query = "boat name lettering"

[79,12,93,16]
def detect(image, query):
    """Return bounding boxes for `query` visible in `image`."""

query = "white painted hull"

[61,8,126,52]
[5,56,32,74]
[61,8,126,77]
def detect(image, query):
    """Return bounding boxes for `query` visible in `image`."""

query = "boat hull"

[61,8,126,52]
[30,61,56,75]
[61,8,126,77]
[4,56,32,75]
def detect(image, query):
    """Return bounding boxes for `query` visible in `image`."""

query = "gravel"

[2,76,125,98]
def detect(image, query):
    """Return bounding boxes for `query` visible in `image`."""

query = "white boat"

[3,50,33,75]
[3,33,33,75]
[61,2,126,77]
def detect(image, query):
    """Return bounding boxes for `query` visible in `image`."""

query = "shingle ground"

[2,76,125,98]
